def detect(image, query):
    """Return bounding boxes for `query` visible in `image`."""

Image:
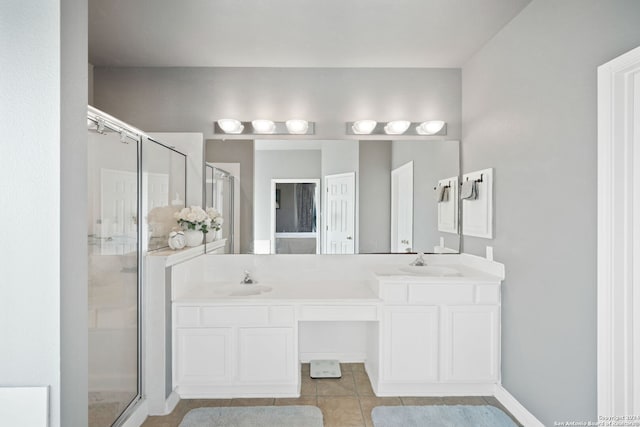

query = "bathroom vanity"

[165,254,503,400]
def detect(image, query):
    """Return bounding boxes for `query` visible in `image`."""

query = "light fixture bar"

[214,120,315,135]
[346,121,447,136]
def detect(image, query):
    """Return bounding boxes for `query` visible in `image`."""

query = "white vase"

[184,229,203,247]
[205,231,216,243]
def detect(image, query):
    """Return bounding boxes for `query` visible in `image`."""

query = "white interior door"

[324,172,356,254]
[598,45,640,417]
[101,168,137,238]
[391,162,413,252]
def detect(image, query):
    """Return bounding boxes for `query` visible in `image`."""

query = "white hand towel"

[436,184,449,202]
[460,180,477,200]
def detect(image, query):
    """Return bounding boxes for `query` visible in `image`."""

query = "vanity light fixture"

[251,119,276,134]
[351,120,378,134]
[214,119,316,135]
[384,120,411,135]
[217,118,244,134]
[346,120,447,136]
[285,119,309,134]
[416,120,446,135]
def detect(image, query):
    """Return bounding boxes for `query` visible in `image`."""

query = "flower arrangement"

[205,207,224,234]
[174,206,210,232]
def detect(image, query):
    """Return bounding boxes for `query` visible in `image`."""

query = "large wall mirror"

[205,138,460,254]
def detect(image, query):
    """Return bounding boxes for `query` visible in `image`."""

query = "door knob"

[346,236,353,240]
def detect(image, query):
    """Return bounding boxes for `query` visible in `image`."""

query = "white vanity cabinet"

[173,304,298,397]
[371,279,501,396]
[382,306,439,382]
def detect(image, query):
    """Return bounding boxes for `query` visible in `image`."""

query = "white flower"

[175,206,211,228]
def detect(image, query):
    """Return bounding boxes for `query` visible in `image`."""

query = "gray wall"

[92,67,461,141]
[254,150,321,240]
[392,140,459,253]
[359,141,392,253]
[61,0,89,424]
[206,140,254,253]
[461,0,640,424]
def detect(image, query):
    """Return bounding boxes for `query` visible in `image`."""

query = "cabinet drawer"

[408,284,474,305]
[201,306,269,326]
[299,305,378,321]
[175,306,200,327]
[476,285,500,304]
[269,306,295,325]
[381,284,407,303]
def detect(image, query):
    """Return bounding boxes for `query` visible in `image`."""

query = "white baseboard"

[165,391,180,414]
[0,387,48,427]
[494,384,544,427]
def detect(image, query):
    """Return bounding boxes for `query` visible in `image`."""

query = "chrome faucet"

[241,270,255,285]
[410,252,426,266]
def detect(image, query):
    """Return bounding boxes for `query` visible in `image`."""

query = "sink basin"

[397,266,462,277]
[209,284,273,297]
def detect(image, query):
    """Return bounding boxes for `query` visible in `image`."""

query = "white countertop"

[372,263,503,284]
[173,279,380,303]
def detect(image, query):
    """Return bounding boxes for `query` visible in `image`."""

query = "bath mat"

[371,405,518,427]
[178,405,323,427]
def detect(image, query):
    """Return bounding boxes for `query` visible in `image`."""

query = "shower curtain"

[295,183,316,232]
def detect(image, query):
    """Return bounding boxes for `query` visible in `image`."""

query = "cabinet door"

[382,307,439,382]
[238,327,295,383]
[441,306,499,382]
[175,328,233,385]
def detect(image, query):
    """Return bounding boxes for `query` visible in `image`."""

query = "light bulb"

[417,120,445,135]
[352,120,377,134]
[285,119,309,134]
[384,120,411,135]
[218,119,243,134]
[252,119,276,133]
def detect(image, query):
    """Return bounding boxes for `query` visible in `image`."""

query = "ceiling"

[89,0,531,68]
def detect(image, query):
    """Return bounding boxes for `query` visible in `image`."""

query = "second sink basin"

[397,265,462,277]
[210,284,273,297]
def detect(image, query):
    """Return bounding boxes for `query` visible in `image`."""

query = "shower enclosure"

[87,107,186,426]
[205,164,235,253]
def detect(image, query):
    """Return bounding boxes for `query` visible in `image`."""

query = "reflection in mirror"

[142,137,187,251]
[204,138,459,254]
[272,181,319,254]
[205,164,235,253]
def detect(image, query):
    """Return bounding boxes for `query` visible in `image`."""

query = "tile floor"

[141,363,522,427]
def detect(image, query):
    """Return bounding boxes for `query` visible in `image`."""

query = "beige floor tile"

[141,415,180,427]
[182,398,232,409]
[229,397,275,406]
[301,374,317,395]
[340,363,357,373]
[274,396,318,406]
[350,363,367,374]
[301,363,310,374]
[358,396,402,427]
[400,396,445,405]
[318,396,365,427]
[442,396,487,405]
[354,371,375,396]
[317,371,357,396]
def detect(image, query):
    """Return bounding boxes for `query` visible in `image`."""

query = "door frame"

[391,161,414,253]
[597,45,640,416]
[270,178,320,254]
[323,172,357,254]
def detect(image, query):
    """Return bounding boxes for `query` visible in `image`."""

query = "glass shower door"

[87,118,140,427]
[205,165,234,253]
